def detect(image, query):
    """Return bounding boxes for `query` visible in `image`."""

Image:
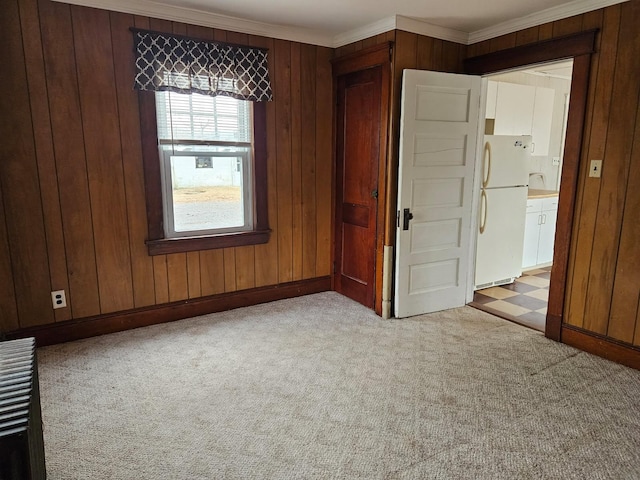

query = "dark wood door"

[334,66,382,308]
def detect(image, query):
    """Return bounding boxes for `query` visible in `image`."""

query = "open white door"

[394,69,481,318]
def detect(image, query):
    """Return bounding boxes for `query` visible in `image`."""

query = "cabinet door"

[531,87,555,156]
[486,81,498,119]
[522,211,541,269]
[494,83,535,136]
[537,207,557,264]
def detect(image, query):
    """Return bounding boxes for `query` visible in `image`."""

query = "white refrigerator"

[474,135,531,289]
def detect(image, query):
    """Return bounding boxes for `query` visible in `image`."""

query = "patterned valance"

[133,29,272,102]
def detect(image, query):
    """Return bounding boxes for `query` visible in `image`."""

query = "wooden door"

[334,66,382,308]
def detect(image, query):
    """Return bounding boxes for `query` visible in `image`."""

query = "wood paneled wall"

[0,0,332,333]
[468,2,640,348]
[335,31,468,243]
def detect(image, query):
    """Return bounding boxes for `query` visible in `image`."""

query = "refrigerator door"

[482,135,531,188]
[475,186,528,289]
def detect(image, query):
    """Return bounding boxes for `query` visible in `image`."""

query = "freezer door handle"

[402,208,414,230]
[479,190,488,234]
[482,142,492,188]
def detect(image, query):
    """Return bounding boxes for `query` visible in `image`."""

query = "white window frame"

[155,91,256,239]
[159,148,253,238]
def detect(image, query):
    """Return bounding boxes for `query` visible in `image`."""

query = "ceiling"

[57,0,625,46]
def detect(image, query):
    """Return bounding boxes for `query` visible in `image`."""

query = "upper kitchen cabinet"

[487,80,555,156]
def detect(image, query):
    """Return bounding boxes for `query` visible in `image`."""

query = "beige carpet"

[38,292,640,479]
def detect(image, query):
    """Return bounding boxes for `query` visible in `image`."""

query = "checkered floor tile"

[470,266,551,332]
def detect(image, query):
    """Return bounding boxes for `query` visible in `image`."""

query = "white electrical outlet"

[51,290,67,309]
[589,159,603,178]
[552,157,560,166]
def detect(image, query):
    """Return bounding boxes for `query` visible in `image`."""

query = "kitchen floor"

[470,266,551,332]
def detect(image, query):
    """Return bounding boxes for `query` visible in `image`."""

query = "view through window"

[155,91,254,237]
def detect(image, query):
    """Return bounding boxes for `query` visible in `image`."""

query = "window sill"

[146,229,271,255]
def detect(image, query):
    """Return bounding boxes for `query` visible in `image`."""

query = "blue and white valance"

[133,29,272,102]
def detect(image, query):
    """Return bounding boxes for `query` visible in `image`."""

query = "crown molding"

[332,16,397,48]
[468,0,629,44]
[394,16,469,44]
[52,0,335,47]
[53,0,628,49]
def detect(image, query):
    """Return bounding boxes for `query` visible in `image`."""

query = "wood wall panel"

[200,250,225,296]
[515,27,540,46]
[1,0,52,328]
[489,33,516,52]
[290,42,304,282]
[252,34,280,288]
[223,243,237,292]
[563,11,605,329]
[583,3,640,335]
[0,0,333,334]
[0,7,20,330]
[18,0,71,323]
[0,185,18,331]
[110,11,157,309]
[583,0,640,335]
[186,252,201,299]
[552,15,584,37]
[235,246,256,291]
[167,253,189,302]
[315,47,333,277]
[274,39,294,284]
[538,23,554,41]
[72,6,135,314]
[608,100,640,343]
[565,8,618,329]
[301,43,318,279]
[39,0,101,318]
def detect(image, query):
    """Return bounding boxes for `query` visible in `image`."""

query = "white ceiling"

[56,0,626,47]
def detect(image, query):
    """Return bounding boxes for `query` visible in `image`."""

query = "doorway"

[472,60,574,332]
[332,44,391,312]
[391,29,596,340]
[334,67,381,307]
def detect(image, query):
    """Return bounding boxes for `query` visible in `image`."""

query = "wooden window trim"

[138,91,270,255]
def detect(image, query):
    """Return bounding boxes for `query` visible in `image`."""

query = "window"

[132,29,272,255]
[139,92,269,255]
[156,91,254,238]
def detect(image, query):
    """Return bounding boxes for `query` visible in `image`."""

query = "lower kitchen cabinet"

[522,196,559,269]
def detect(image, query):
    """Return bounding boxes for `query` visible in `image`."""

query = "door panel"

[334,67,382,308]
[395,70,481,318]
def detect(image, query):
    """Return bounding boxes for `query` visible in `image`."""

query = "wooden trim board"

[5,277,331,347]
[562,326,640,371]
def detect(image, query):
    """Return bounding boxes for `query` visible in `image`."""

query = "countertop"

[528,189,559,199]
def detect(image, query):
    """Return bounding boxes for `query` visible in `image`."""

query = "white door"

[394,69,481,318]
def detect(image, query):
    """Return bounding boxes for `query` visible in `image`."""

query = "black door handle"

[403,208,413,230]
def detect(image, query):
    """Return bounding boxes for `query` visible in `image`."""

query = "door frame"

[464,29,598,341]
[332,43,392,315]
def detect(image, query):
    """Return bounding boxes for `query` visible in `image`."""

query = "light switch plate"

[589,159,602,178]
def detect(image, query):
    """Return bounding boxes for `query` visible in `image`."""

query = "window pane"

[168,153,248,233]
[156,91,251,143]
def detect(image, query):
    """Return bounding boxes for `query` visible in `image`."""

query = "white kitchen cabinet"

[491,82,555,156]
[494,82,535,136]
[522,196,559,269]
[486,80,498,119]
[531,87,555,156]
[522,208,541,268]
